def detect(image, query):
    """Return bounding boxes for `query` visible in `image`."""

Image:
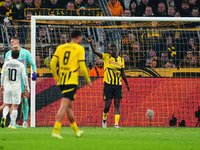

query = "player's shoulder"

[5,50,12,55]
[21,48,30,53]
[102,53,110,58]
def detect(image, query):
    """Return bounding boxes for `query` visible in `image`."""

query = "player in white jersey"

[0,50,28,128]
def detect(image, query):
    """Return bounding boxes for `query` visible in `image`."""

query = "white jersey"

[1,59,28,91]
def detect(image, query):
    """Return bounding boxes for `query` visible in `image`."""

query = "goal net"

[28,16,200,127]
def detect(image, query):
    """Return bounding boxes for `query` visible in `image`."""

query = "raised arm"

[87,35,102,58]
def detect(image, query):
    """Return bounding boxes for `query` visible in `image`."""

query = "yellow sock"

[115,114,120,125]
[103,112,108,120]
[53,121,62,134]
[70,122,79,134]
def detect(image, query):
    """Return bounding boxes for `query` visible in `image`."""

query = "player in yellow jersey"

[50,30,92,139]
[88,36,130,128]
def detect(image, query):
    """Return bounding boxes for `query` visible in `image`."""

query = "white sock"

[10,110,18,126]
[3,106,9,118]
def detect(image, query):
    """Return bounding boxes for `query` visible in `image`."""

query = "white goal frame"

[31,16,200,127]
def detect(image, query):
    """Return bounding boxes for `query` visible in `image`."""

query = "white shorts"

[3,89,21,105]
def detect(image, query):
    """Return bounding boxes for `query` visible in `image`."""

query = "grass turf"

[0,127,200,150]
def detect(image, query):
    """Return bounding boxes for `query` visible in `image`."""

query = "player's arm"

[121,59,130,91]
[78,46,92,87]
[27,51,37,80]
[0,64,6,93]
[79,61,92,87]
[88,35,102,58]
[21,64,28,90]
[50,55,59,81]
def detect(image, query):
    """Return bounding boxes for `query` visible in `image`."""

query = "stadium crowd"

[0,0,200,68]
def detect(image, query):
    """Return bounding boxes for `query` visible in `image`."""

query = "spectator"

[36,26,49,67]
[73,0,84,9]
[188,8,200,27]
[66,1,75,9]
[108,0,124,17]
[145,59,153,68]
[165,36,177,64]
[119,51,129,67]
[137,0,155,16]
[122,32,136,51]
[89,56,104,77]
[128,41,146,68]
[18,11,32,44]
[179,1,190,17]
[144,6,154,16]
[21,0,36,19]
[0,0,14,20]
[12,0,23,20]
[168,5,176,17]
[146,48,158,68]
[129,0,139,16]
[155,2,167,17]
[188,38,199,56]
[84,0,100,9]
[60,33,68,44]
[34,0,46,8]
[189,0,198,11]
[44,0,61,8]
[166,60,176,68]
[181,50,198,68]
[158,52,169,68]
[123,9,131,17]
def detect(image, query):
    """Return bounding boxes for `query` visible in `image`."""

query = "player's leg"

[21,84,30,128]
[113,85,123,128]
[52,97,67,138]
[0,103,7,114]
[114,98,121,128]
[102,100,112,128]
[102,83,112,128]
[10,104,18,129]
[65,98,83,137]
[1,104,11,128]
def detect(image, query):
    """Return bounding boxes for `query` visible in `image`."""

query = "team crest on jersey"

[21,54,25,58]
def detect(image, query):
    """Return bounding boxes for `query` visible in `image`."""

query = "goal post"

[30,16,200,127]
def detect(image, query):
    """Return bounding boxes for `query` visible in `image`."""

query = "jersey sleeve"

[27,50,37,72]
[77,46,85,61]
[4,50,11,62]
[102,53,109,61]
[53,46,60,58]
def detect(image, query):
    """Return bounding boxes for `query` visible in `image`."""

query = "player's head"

[71,30,82,44]
[11,50,20,59]
[10,37,20,46]
[109,44,117,57]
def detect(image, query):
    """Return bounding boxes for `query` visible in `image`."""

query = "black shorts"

[59,85,78,101]
[103,82,123,101]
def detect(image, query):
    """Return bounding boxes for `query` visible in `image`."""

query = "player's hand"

[126,85,130,91]
[88,82,92,88]
[1,85,4,93]
[87,35,93,43]
[32,71,37,81]
[24,87,28,93]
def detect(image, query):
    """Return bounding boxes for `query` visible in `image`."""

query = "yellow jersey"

[53,42,85,85]
[102,53,124,85]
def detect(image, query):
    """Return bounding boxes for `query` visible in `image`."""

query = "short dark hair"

[11,37,19,41]
[71,30,82,39]
[11,50,19,59]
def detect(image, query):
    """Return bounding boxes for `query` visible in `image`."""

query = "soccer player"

[0,37,37,128]
[50,30,92,139]
[1,50,28,128]
[88,36,130,128]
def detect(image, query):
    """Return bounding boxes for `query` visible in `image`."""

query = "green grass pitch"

[0,127,200,150]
